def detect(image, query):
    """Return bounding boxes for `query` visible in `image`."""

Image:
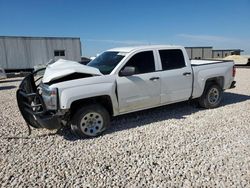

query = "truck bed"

[191,59,233,66]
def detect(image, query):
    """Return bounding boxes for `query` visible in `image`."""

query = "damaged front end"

[16,69,63,132]
[16,59,103,134]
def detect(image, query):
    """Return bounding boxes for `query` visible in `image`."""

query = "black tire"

[198,84,223,109]
[71,104,110,138]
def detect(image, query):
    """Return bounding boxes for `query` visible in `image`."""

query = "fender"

[51,75,119,115]
[192,63,234,98]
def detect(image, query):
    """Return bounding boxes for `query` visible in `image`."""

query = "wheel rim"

[80,112,104,136]
[208,87,220,104]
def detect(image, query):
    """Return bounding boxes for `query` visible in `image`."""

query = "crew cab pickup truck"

[16,45,236,137]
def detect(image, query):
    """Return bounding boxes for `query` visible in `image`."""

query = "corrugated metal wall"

[0,36,81,69]
[185,47,213,59]
[212,51,223,58]
[185,48,192,59]
[212,50,242,58]
[192,48,203,59]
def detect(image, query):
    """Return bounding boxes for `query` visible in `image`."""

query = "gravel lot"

[0,68,249,187]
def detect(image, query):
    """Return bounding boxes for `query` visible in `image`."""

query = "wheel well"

[205,77,224,89]
[70,96,113,116]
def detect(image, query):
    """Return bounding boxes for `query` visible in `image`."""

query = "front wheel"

[198,84,223,108]
[71,104,110,138]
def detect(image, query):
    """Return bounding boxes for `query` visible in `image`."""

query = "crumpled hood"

[42,59,102,83]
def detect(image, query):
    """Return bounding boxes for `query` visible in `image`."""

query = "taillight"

[232,66,236,77]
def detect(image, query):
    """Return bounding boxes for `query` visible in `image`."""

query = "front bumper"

[16,69,62,130]
[34,111,62,130]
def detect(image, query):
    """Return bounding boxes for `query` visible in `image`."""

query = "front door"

[116,51,161,113]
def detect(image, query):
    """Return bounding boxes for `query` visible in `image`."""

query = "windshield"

[87,51,126,74]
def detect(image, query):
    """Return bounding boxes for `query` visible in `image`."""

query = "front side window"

[122,51,155,74]
[88,51,126,75]
[159,49,186,70]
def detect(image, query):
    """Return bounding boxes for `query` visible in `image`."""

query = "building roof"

[212,49,244,52]
[0,36,80,40]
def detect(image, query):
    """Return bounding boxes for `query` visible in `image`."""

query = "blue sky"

[0,0,250,57]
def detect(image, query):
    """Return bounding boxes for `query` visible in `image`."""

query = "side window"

[159,49,186,70]
[123,51,155,74]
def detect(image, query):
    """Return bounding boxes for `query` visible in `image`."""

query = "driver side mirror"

[119,66,136,76]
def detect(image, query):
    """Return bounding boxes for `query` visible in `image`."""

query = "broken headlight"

[40,85,58,110]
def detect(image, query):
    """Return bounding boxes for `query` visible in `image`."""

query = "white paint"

[42,59,102,83]
[42,45,235,116]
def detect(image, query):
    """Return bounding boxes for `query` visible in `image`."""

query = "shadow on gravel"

[0,85,16,90]
[221,92,250,106]
[60,92,250,141]
[0,79,23,83]
[61,101,201,141]
[2,132,59,140]
[4,92,249,141]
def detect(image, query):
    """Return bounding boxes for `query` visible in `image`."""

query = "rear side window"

[159,49,186,70]
[124,51,155,74]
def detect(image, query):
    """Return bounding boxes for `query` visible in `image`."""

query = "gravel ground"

[0,68,249,187]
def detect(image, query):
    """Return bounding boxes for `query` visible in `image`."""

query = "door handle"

[149,77,160,81]
[183,72,191,76]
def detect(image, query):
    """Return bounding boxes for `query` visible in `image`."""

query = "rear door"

[116,50,161,113]
[157,49,193,104]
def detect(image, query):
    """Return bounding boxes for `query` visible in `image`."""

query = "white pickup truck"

[17,45,236,137]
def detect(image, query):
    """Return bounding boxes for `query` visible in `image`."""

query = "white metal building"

[0,36,81,71]
[185,47,244,59]
[212,49,244,58]
[185,47,213,59]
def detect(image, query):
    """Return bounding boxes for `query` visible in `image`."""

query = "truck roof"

[107,45,183,53]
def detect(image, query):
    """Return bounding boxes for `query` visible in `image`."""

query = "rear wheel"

[71,104,110,138]
[198,84,222,108]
